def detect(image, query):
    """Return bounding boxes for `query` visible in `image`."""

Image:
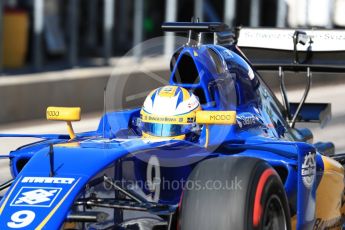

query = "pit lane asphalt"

[0,83,344,195]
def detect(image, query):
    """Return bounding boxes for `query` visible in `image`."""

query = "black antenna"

[49,144,55,177]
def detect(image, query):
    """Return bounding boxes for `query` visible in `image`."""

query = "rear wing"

[236,28,345,72]
[234,28,344,128]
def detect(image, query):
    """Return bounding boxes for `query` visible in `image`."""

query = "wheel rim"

[262,194,287,230]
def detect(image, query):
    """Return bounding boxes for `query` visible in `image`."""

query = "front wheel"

[179,157,291,230]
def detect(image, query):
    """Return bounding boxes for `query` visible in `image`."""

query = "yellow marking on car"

[46,107,81,139]
[0,177,22,215]
[290,215,297,230]
[35,178,81,230]
[46,107,81,121]
[314,156,344,230]
[196,111,237,125]
[195,111,236,148]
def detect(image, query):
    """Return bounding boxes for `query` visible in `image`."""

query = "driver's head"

[140,86,201,140]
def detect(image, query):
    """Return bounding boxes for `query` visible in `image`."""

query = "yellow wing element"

[196,111,237,148]
[46,107,81,139]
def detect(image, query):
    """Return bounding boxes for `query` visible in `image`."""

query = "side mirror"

[46,107,81,139]
[196,111,236,125]
[196,111,236,148]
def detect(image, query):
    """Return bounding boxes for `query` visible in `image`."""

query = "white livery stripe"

[21,177,75,184]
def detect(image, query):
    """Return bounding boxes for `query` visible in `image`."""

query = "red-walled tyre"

[179,157,291,230]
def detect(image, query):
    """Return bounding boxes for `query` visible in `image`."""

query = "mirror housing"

[196,111,236,148]
[196,111,236,125]
[46,107,81,139]
[46,107,81,121]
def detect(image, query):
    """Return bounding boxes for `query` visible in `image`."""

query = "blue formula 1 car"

[0,22,345,230]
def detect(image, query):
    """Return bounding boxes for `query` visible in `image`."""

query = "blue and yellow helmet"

[140,86,201,140]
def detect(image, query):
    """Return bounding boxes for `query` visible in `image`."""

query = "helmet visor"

[141,122,192,137]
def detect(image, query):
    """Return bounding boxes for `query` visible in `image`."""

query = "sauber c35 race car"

[0,22,345,230]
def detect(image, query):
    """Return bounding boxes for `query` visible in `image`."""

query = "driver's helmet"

[140,86,201,140]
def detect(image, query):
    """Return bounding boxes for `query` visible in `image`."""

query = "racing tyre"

[179,157,291,230]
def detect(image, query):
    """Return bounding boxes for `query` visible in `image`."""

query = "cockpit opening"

[172,53,201,85]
